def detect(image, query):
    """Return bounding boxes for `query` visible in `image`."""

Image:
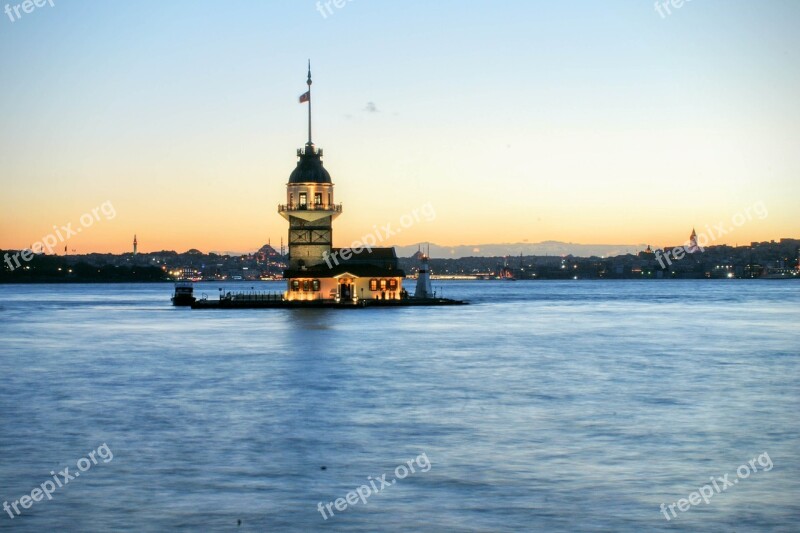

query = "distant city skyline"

[63,235,794,261]
[2,1,799,253]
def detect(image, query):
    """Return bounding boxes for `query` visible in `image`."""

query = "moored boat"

[171,282,196,306]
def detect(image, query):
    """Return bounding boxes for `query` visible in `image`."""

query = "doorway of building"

[339,278,353,300]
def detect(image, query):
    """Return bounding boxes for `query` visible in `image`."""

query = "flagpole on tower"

[306,60,312,146]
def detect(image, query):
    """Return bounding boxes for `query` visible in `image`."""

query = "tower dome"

[288,144,332,184]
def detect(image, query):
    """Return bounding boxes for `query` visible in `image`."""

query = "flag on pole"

[299,91,310,103]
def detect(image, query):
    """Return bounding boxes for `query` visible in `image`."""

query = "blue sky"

[1,1,798,252]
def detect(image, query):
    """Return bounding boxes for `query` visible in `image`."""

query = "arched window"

[302,280,310,291]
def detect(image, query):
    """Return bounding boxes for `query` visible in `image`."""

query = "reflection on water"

[0,281,798,532]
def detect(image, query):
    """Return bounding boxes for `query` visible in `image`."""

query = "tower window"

[314,193,322,206]
[299,193,307,208]
[327,193,331,206]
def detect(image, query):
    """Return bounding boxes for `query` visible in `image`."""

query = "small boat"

[171,282,196,306]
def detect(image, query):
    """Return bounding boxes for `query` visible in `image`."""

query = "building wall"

[352,277,404,300]
[284,277,338,301]
[284,276,404,301]
[286,183,334,209]
[288,214,333,269]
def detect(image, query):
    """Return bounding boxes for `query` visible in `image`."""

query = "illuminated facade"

[278,66,405,302]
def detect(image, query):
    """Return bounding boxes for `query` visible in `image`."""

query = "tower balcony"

[278,203,342,222]
[278,203,342,213]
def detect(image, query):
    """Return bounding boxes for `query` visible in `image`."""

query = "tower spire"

[306,60,312,146]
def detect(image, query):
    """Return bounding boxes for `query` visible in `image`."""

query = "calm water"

[1,280,798,532]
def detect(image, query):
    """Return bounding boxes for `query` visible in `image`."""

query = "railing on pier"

[220,291,285,302]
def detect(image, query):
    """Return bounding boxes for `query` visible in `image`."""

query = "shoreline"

[1,277,798,285]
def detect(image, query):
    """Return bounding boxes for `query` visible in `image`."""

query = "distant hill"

[394,241,647,259]
[209,241,647,259]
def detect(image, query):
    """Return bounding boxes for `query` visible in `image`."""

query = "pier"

[189,290,467,309]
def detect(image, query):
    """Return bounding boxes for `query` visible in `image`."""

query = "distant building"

[638,245,655,259]
[687,228,700,253]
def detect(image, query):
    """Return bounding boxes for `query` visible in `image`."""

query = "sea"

[0,280,798,532]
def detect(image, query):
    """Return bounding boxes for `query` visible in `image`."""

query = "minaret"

[133,235,138,256]
[278,62,341,269]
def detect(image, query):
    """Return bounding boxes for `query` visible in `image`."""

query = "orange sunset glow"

[1,2,798,255]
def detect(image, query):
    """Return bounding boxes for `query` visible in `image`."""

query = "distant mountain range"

[211,241,647,259]
[394,241,648,258]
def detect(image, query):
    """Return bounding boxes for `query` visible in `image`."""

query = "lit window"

[312,279,320,291]
[299,193,307,208]
[380,279,387,290]
[369,278,378,291]
[314,193,322,206]
[388,278,398,290]
[291,280,300,291]
[302,280,310,291]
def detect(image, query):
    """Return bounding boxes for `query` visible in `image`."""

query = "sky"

[1,0,799,254]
